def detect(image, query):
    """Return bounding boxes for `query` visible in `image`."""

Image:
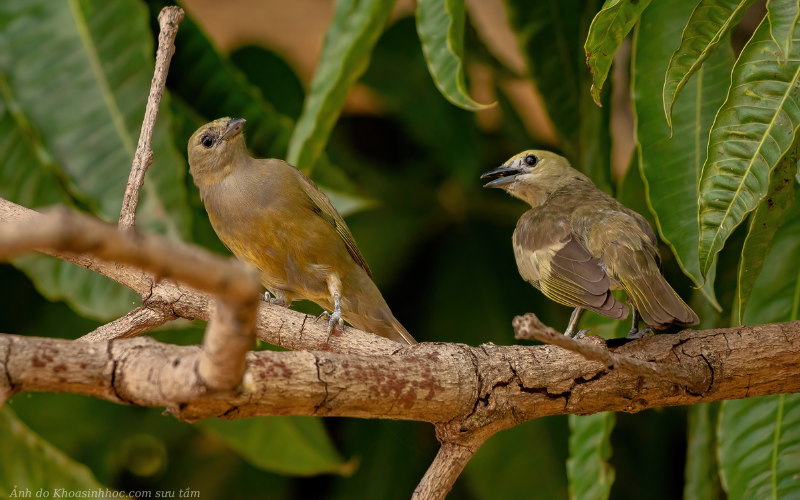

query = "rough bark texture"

[2,321,798,423]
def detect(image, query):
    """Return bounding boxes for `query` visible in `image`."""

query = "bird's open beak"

[222,118,246,140]
[481,165,525,188]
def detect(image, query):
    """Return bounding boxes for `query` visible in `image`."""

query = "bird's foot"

[627,327,653,340]
[327,310,344,335]
[261,291,287,307]
[564,328,592,339]
[316,311,330,322]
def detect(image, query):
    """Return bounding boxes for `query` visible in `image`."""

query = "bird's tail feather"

[389,317,417,345]
[624,273,699,329]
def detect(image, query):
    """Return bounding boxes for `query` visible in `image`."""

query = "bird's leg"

[326,275,345,335]
[626,302,653,339]
[564,307,591,339]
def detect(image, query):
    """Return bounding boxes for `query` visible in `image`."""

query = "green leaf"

[684,402,722,500]
[736,141,798,324]
[200,416,352,477]
[768,0,800,65]
[663,0,757,132]
[718,394,800,500]
[721,195,800,500]
[287,0,396,173]
[742,193,800,326]
[632,0,733,299]
[0,0,191,320]
[0,407,111,497]
[579,0,615,195]
[584,0,652,106]
[504,0,582,156]
[698,8,800,278]
[0,0,190,236]
[415,0,493,111]
[567,412,616,500]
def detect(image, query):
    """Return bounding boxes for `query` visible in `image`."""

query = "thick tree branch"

[119,6,184,230]
[2,320,798,422]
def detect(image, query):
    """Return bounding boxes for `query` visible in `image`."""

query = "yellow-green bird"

[187,117,416,345]
[481,150,698,339]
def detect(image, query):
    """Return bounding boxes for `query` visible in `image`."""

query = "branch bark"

[118,7,184,230]
[2,319,799,422]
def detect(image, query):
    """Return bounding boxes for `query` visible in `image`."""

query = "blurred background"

[0,0,789,499]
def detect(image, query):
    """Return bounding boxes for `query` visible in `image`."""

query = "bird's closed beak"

[222,118,246,140]
[481,165,525,188]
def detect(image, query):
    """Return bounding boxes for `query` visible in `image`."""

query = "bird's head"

[481,150,575,205]
[188,117,249,181]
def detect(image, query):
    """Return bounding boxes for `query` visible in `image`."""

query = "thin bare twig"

[78,306,174,342]
[118,6,184,230]
[512,313,703,390]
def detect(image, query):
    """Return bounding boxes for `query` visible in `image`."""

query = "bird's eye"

[201,135,214,148]
[524,154,538,167]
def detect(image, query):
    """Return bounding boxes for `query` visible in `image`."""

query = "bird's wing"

[295,168,373,279]
[514,212,628,319]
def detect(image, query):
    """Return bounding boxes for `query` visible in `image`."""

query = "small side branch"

[412,440,484,500]
[118,7,184,230]
[513,313,706,391]
[78,306,174,342]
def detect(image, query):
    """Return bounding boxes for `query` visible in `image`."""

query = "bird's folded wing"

[514,218,627,319]
[296,170,373,279]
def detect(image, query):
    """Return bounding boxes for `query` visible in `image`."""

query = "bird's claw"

[262,291,287,307]
[627,327,653,340]
[564,328,592,339]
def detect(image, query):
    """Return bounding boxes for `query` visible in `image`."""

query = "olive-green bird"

[481,150,698,339]
[187,117,416,345]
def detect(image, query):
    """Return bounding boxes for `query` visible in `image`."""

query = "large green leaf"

[768,0,800,65]
[720,196,800,500]
[200,416,351,477]
[718,394,800,500]
[698,7,800,278]
[584,0,652,106]
[736,141,798,324]
[504,0,582,157]
[684,402,722,500]
[742,193,800,326]
[0,407,111,497]
[0,0,189,235]
[567,412,616,500]
[632,0,733,300]
[0,0,190,320]
[416,0,493,111]
[663,0,757,132]
[287,0,396,173]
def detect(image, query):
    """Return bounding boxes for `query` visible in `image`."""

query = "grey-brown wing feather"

[514,211,628,319]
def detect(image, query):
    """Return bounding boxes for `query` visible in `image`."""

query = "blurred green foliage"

[1,0,800,499]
